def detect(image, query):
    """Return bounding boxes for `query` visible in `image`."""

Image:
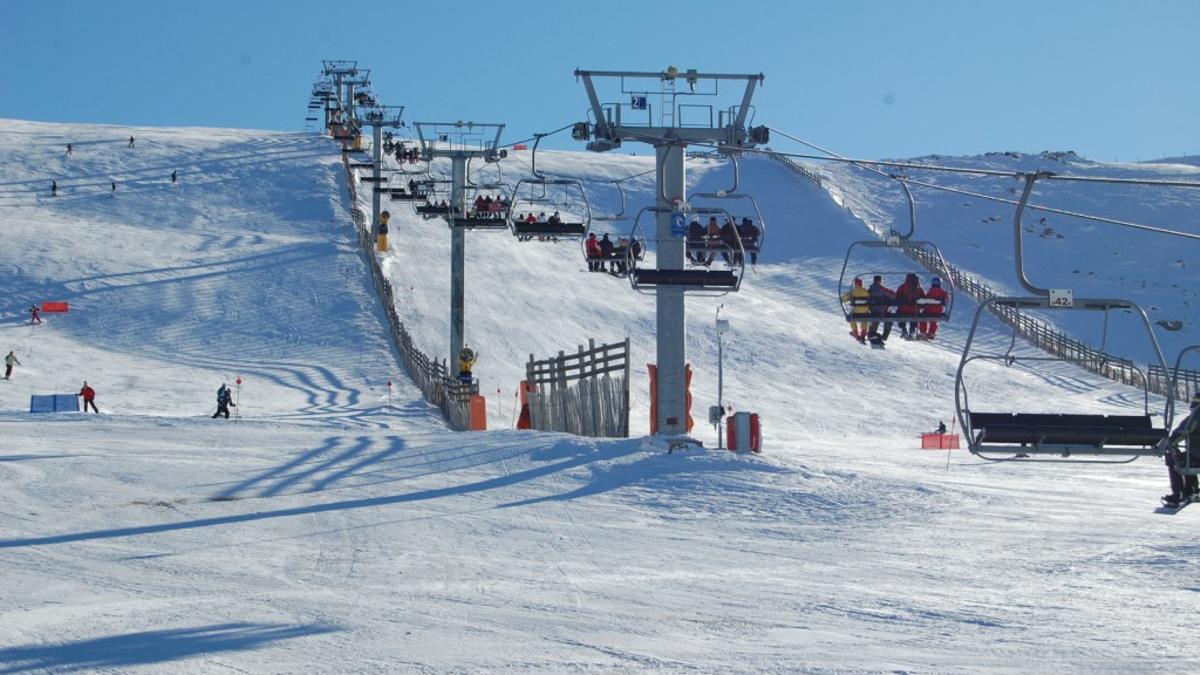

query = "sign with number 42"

[1049,289,1074,308]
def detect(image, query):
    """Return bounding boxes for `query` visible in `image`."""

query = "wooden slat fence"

[525,338,630,437]
[901,241,1197,402]
[342,155,476,430]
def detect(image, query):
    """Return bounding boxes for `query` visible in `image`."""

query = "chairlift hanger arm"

[894,174,1200,241]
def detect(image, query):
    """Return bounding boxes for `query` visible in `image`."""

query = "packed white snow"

[0,119,1197,673]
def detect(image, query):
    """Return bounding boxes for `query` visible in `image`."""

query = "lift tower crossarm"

[574,69,765,150]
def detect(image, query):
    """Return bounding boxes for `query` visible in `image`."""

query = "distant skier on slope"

[128,135,135,148]
[77,381,98,413]
[29,305,41,325]
[66,143,72,156]
[51,180,58,197]
[1162,391,1200,508]
[4,351,20,380]
[171,170,177,183]
[212,383,236,419]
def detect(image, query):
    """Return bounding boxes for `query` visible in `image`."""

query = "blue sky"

[2,0,1197,161]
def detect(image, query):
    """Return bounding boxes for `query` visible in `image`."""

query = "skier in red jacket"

[29,305,42,325]
[585,233,603,272]
[919,277,950,340]
[78,381,98,413]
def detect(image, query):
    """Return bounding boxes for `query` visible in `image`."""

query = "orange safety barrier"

[920,433,960,450]
[648,364,694,435]
[41,301,69,313]
[469,395,488,431]
[726,412,763,453]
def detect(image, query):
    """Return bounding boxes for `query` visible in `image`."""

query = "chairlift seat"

[968,412,1166,449]
[416,205,451,216]
[386,189,426,200]
[452,217,509,231]
[632,268,739,289]
[512,221,587,237]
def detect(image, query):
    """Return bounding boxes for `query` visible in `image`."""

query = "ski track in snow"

[0,120,1197,672]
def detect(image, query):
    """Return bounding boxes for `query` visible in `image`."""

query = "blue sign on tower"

[671,212,687,237]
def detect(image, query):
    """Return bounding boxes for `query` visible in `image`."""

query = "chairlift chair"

[509,177,590,240]
[955,296,1171,463]
[451,183,512,231]
[686,153,768,265]
[1163,344,1200,476]
[836,238,956,325]
[624,205,746,294]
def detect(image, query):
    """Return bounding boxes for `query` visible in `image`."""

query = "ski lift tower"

[573,67,767,443]
[359,105,406,242]
[413,121,508,368]
[321,60,369,136]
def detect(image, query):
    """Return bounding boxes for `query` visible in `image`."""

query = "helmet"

[853,277,863,286]
[931,277,942,288]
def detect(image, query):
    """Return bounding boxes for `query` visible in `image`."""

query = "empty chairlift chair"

[955,296,1172,462]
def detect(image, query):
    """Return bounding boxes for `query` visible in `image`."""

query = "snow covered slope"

[1,120,1198,673]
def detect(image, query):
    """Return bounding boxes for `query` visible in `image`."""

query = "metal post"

[372,124,382,237]
[655,143,687,436]
[716,305,725,450]
[450,155,467,369]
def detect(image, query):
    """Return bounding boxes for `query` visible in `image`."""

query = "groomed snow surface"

[1,120,1197,673]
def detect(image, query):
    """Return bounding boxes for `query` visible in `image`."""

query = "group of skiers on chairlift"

[686,216,760,268]
[470,194,510,219]
[585,232,643,275]
[842,272,949,345]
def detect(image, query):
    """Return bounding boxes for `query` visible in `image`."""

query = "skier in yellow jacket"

[841,277,870,343]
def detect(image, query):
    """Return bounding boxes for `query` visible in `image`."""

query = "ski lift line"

[501,122,576,150]
[896,175,1200,241]
[766,125,1200,190]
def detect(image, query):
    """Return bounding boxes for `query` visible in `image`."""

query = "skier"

[1162,391,1200,508]
[77,381,98,413]
[171,170,177,183]
[599,233,614,267]
[4,351,20,380]
[212,383,236,419]
[894,273,925,339]
[936,420,947,435]
[585,233,603,272]
[51,180,58,197]
[128,135,135,148]
[66,143,72,156]
[919,277,950,340]
[29,305,41,325]
[866,275,896,346]
[840,277,870,343]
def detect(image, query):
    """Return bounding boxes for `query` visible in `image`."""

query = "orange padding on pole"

[41,301,69,313]
[469,395,487,431]
[921,433,960,450]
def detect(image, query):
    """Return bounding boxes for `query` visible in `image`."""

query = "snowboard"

[1156,493,1199,515]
